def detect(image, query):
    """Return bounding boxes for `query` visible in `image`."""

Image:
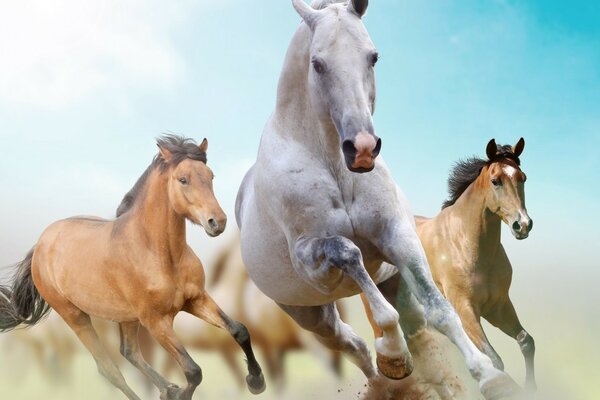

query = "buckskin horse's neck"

[132,168,187,265]
[448,175,502,263]
[273,24,345,170]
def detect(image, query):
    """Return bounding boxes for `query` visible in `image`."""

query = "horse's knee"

[230,321,250,345]
[184,361,202,386]
[119,342,132,360]
[518,331,535,357]
[323,236,361,267]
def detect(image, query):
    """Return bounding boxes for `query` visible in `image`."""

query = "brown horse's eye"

[312,58,326,74]
[491,178,501,187]
[178,177,188,185]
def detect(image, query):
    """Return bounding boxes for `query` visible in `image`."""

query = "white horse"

[236,1,520,399]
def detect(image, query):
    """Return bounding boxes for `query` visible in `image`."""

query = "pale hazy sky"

[0,0,598,274]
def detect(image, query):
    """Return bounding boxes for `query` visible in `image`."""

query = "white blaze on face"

[503,165,518,178]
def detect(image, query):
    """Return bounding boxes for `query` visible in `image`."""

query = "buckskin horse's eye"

[312,58,325,74]
[491,178,501,187]
[178,177,188,185]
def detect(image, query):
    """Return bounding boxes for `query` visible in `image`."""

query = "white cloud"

[0,0,190,108]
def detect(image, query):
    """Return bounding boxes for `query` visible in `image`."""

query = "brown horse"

[0,135,265,400]
[157,232,344,391]
[363,138,536,392]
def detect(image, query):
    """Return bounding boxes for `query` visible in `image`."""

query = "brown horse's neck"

[130,168,187,264]
[448,175,502,258]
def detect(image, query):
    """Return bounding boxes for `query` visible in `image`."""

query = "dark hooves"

[376,352,414,380]
[481,373,521,400]
[246,372,266,395]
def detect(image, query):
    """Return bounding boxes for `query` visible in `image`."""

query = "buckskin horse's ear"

[513,137,525,157]
[199,138,208,153]
[486,139,498,160]
[348,0,368,17]
[157,144,173,162]
[292,0,319,29]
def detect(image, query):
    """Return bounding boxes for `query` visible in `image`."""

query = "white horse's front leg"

[294,235,413,379]
[379,222,521,399]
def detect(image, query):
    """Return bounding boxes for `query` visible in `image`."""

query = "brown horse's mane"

[442,144,521,209]
[116,135,207,217]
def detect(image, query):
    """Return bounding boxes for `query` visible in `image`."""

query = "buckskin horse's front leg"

[378,221,521,399]
[294,235,413,380]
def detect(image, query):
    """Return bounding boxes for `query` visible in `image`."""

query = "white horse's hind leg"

[380,223,521,400]
[278,303,376,378]
[294,236,412,379]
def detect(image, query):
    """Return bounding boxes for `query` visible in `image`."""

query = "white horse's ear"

[292,0,319,29]
[486,139,497,160]
[513,137,525,157]
[199,138,208,153]
[348,0,369,17]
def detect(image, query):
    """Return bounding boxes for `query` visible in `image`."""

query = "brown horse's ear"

[513,137,525,157]
[199,138,208,153]
[157,144,173,162]
[486,139,497,160]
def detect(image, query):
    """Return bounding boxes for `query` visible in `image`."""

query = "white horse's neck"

[273,23,345,169]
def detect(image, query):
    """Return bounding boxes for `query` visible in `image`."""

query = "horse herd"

[0,1,535,400]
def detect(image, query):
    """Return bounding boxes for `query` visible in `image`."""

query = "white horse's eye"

[371,52,379,67]
[312,58,326,74]
[491,178,501,187]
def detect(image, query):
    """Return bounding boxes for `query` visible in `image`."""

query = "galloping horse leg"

[57,309,141,400]
[220,349,246,388]
[278,302,377,379]
[142,315,202,400]
[119,321,171,392]
[485,299,536,392]
[379,223,520,399]
[362,272,426,337]
[184,294,266,394]
[453,301,504,370]
[294,236,411,379]
[262,346,285,392]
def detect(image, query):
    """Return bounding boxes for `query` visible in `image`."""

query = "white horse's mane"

[311,0,348,10]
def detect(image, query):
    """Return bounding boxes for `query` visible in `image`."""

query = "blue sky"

[0,0,598,270]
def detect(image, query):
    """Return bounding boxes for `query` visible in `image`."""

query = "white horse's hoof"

[480,372,521,400]
[376,352,414,380]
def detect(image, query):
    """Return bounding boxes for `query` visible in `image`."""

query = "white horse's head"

[292,0,381,173]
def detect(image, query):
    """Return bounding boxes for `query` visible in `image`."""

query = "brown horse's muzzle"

[342,131,381,173]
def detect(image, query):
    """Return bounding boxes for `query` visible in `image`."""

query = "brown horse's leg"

[57,308,141,400]
[185,294,266,394]
[220,349,246,388]
[485,300,536,392]
[454,301,504,371]
[141,315,202,400]
[119,321,171,392]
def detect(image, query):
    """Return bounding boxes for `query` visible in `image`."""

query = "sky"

[0,0,598,273]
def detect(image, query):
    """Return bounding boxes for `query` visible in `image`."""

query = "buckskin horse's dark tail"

[0,247,51,332]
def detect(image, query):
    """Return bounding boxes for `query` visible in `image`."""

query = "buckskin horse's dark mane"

[442,144,521,209]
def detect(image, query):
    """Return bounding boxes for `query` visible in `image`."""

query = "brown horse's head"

[158,138,227,237]
[482,138,532,240]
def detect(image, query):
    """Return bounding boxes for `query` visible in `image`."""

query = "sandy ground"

[0,282,598,400]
